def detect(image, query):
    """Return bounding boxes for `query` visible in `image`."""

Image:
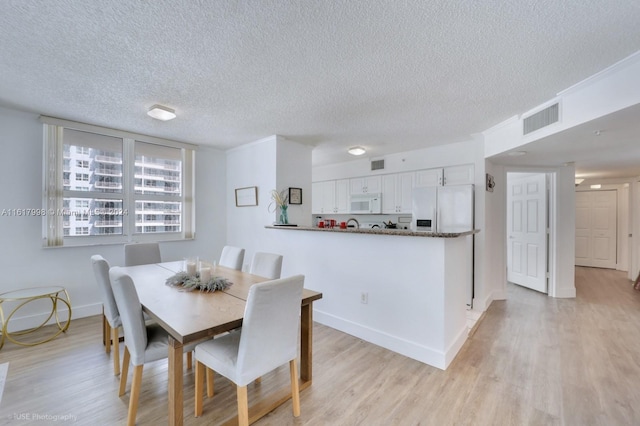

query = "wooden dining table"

[118,261,323,426]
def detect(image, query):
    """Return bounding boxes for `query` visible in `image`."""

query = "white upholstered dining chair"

[219,245,245,270]
[124,242,161,267]
[249,252,283,279]
[91,255,122,376]
[194,274,305,425]
[110,267,197,426]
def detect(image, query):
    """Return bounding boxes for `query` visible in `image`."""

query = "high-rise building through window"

[62,130,183,236]
[43,119,195,247]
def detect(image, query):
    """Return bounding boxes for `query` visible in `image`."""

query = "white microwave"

[350,193,382,214]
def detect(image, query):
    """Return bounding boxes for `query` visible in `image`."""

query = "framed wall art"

[235,186,258,207]
[289,187,302,204]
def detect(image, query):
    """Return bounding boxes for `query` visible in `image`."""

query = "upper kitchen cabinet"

[414,165,474,187]
[382,172,414,213]
[415,168,443,187]
[335,179,350,212]
[350,176,381,195]
[312,179,350,214]
[443,164,474,186]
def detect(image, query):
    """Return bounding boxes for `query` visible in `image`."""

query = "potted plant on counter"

[269,189,289,225]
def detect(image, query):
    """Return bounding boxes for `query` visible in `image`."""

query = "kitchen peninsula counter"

[265,225,478,238]
[265,223,476,370]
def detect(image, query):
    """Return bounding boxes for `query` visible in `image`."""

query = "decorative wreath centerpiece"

[165,271,233,292]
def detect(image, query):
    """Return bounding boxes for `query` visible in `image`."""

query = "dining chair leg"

[290,359,300,417]
[187,350,192,370]
[237,385,249,426]
[103,313,109,350]
[127,365,143,426]
[112,327,120,376]
[119,347,130,397]
[206,367,214,398]
[195,361,205,417]
[104,319,111,354]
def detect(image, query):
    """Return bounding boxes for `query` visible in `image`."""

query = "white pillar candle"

[186,262,197,276]
[199,267,211,282]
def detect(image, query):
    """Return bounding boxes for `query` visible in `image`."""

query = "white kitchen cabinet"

[350,175,381,194]
[312,179,350,214]
[320,181,335,214]
[415,168,443,187]
[397,172,414,212]
[443,164,474,186]
[382,173,414,213]
[335,179,350,213]
[414,165,474,187]
[381,175,397,213]
[311,182,326,213]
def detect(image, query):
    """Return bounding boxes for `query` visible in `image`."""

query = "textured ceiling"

[1,0,639,169]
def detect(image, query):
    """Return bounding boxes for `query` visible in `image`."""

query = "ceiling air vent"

[523,103,559,135]
[371,159,385,171]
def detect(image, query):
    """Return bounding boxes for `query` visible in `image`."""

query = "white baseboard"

[466,308,483,330]
[314,309,468,370]
[444,325,470,367]
[553,286,577,298]
[472,289,499,312]
[3,302,102,333]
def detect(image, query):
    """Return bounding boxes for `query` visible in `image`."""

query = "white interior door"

[575,190,617,269]
[507,173,548,293]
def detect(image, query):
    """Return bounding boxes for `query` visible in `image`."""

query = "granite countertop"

[265,225,479,238]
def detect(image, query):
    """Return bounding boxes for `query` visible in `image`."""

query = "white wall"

[226,135,312,271]
[478,160,507,310]
[552,165,577,298]
[0,106,227,330]
[276,138,313,227]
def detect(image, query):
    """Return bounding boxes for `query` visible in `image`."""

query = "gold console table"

[0,286,71,350]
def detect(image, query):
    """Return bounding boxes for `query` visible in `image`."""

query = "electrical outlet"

[360,292,368,304]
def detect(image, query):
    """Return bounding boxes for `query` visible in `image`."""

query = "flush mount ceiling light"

[147,104,176,121]
[507,150,527,157]
[590,184,602,189]
[348,146,366,156]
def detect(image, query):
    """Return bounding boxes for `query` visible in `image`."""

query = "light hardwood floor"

[1,266,640,425]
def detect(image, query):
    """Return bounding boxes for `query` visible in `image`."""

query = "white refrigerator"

[412,184,475,308]
[411,184,474,233]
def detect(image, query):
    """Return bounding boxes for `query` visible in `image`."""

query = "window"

[42,117,195,247]
[75,227,89,235]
